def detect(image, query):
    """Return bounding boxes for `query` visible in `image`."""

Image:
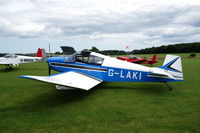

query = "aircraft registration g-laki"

[20,49,183,91]
[0,48,46,70]
[117,54,157,65]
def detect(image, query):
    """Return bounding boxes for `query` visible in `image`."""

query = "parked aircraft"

[117,54,157,65]
[20,50,183,91]
[0,48,46,70]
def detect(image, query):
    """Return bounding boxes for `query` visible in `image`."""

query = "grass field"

[0,54,200,133]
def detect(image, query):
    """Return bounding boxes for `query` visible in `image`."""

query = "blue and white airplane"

[20,51,183,90]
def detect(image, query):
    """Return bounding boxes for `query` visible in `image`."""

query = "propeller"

[48,67,51,75]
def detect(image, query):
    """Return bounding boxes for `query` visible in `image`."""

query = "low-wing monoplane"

[117,54,157,65]
[0,48,46,70]
[20,50,183,91]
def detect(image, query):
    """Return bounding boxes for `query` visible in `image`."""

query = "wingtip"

[19,76,34,80]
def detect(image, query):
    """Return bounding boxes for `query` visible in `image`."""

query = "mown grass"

[0,55,200,133]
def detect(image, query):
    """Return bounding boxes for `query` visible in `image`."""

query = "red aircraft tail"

[147,54,157,65]
[36,48,42,57]
[36,48,46,60]
[151,54,157,61]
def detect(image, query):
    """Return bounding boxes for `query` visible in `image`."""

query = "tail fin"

[36,48,42,57]
[41,49,47,60]
[161,55,183,81]
[151,54,157,61]
[147,54,157,65]
[36,48,46,60]
[162,55,182,73]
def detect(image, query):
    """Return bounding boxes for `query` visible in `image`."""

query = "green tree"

[82,49,89,52]
[55,51,61,55]
[189,53,196,58]
[90,46,99,52]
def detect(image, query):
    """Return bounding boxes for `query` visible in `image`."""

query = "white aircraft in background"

[0,48,46,70]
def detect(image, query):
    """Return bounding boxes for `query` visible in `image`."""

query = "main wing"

[20,71,102,90]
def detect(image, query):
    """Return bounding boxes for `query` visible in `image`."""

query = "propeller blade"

[48,67,51,75]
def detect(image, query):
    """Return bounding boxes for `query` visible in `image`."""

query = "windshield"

[4,54,13,58]
[64,52,77,62]
[64,51,104,65]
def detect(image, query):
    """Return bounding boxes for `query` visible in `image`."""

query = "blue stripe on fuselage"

[48,62,177,82]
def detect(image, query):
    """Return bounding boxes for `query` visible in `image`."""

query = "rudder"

[151,54,157,61]
[162,55,182,73]
[36,48,42,57]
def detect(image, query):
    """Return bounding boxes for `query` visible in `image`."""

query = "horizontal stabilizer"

[148,72,175,79]
[20,71,102,90]
[149,55,183,81]
[148,68,175,79]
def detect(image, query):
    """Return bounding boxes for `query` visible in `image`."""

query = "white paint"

[126,71,131,79]
[107,68,142,80]
[163,55,182,72]
[132,72,138,79]
[22,71,102,90]
[108,69,114,76]
[0,54,42,66]
[92,52,151,72]
[120,70,125,78]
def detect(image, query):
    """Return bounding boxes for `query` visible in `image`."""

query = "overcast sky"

[0,0,200,53]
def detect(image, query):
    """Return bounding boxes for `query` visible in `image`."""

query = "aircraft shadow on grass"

[0,67,16,72]
[96,82,171,94]
[0,83,173,121]
[0,86,95,114]
[0,66,44,73]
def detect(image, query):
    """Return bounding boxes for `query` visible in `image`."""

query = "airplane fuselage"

[20,51,183,91]
[47,57,178,83]
[0,55,42,66]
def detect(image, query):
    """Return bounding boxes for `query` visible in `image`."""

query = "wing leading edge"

[20,71,102,90]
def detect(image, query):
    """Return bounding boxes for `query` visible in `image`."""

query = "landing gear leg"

[5,65,13,71]
[5,65,9,71]
[165,82,173,91]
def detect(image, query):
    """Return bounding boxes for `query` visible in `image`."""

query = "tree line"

[132,42,200,54]
[87,42,200,55]
[2,42,198,57]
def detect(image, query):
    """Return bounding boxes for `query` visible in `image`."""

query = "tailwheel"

[165,82,173,91]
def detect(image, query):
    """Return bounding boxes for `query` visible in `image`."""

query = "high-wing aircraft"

[117,54,157,65]
[0,48,46,70]
[20,51,183,91]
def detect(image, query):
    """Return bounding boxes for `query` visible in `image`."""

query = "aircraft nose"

[46,57,65,64]
[46,58,52,63]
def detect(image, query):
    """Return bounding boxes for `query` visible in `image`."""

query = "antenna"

[49,43,51,57]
